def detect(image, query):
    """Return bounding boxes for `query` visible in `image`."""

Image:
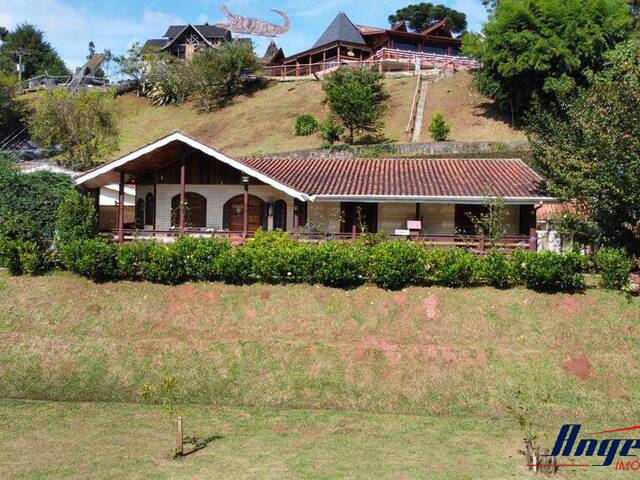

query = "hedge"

[46,232,619,293]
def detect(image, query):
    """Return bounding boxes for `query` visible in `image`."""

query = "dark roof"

[261,41,284,63]
[240,157,546,198]
[163,24,229,39]
[312,12,367,49]
[144,39,167,49]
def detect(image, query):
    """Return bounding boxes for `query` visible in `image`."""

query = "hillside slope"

[420,71,525,142]
[113,78,416,159]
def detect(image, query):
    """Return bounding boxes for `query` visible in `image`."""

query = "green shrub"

[171,236,230,282]
[310,241,368,288]
[370,240,425,290]
[214,247,255,285]
[481,251,526,289]
[116,241,158,281]
[293,114,319,136]
[428,112,450,141]
[242,231,300,284]
[61,239,116,282]
[55,190,97,246]
[424,248,479,287]
[595,248,633,290]
[0,239,47,276]
[141,243,184,285]
[521,251,584,292]
[318,115,344,146]
[0,240,22,275]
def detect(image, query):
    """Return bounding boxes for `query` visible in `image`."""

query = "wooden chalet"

[272,12,468,77]
[144,24,232,60]
[75,132,553,250]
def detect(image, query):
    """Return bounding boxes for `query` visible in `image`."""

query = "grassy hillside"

[1,271,637,419]
[112,78,416,159]
[420,71,525,142]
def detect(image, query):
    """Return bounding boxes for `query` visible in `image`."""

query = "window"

[171,192,207,228]
[145,193,155,226]
[294,199,308,228]
[394,42,419,52]
[273,200,287,231]
[135,199,145,229]
[454,204,487,235]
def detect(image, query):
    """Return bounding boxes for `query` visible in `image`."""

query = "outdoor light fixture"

[241,175,251,185]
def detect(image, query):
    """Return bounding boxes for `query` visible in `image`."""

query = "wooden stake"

[176,416,184,456]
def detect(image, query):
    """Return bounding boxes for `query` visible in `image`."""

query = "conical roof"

[312,12,366,49]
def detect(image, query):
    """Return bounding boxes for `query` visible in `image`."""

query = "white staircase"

[411,78,430,143]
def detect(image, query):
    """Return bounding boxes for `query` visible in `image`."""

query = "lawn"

[420,71,525,142]
[0,270,639,478]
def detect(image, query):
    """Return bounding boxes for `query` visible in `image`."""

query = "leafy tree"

[0,27,8,42]
[428,112,450,141]
[115,42,161,96]
[527,36,640,253]
[30,88,119,170]
[389,3,467,34]
[322,68,389,144]
[463,0,631,117]
[292,114,318,136]
[468,191,508,245]
[0,24,68,79]
[0,82,24,138]
[187,41,259,111]
[318,115,344,146]
[0,158,74,247]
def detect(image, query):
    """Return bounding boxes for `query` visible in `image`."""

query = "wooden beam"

[117,170,125,243]
[179,154,186,235]
[242,183,249,239]
[529,207,538,251]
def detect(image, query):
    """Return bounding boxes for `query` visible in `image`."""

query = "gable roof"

[164,24,229,39]
[261,41,285,64]
[144,39,168,49]
[420,19,453,37]
[75,132,308,201]
[312,12,367,49]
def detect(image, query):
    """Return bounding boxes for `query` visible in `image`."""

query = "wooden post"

[322,50,326,71]
[242,183,249,239]
[337,46,341,65]
[179,154,186,236]
[176,416,184,457]
[117,170,125,243]
[351,206,357,240]
[309,56,312,76]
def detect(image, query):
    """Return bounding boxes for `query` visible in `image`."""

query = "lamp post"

[241,175,250,241]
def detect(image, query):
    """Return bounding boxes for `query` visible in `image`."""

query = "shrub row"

[53,232,602,292]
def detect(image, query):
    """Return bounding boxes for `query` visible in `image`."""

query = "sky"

[0,0,488,72]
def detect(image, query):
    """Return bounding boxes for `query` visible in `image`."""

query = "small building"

[268,12,474,77]
[145,24,232,60]
[75,132,553,250]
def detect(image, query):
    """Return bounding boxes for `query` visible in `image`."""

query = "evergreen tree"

[0,24,68,79]
[389,3,467,34]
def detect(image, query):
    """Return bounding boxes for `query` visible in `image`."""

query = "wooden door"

[273,200,287,231]
[224,194,265,232]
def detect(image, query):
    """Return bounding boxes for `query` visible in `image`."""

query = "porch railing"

[107,229,534,251]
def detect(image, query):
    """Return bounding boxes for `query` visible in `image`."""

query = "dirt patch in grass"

[355,337,401,364]
[555,295,596,316]
[423,294,439,321]
[563,352,593,380]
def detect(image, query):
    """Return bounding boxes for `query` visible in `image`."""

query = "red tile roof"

[240,157,546,199]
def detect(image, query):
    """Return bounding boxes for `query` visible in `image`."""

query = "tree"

[187,41,259,112]
[462,0,631,117]
[0,27,8,42]
[428,112,450,141]
[389,3,467,34]
[30,88,119,170]
[0,24,68,79]
[318,115,344,146]
[0,82,24,138]
[115,42,160,96]
[322,68,389,144]
[468,190,508,245]
[527,36,640,253]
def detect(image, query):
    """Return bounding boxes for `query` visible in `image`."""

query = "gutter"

[308,195,557,205]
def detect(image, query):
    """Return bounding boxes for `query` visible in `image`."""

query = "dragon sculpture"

[215,5,290,37]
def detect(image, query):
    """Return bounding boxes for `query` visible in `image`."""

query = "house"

[267,12,475,77]
[144,23,232,60]
[74,132,553,250]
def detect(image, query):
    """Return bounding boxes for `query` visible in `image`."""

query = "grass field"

[1,270,638,478]
[420,71,525,142]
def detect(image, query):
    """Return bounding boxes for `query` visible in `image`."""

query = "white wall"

[138,184,295,231]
